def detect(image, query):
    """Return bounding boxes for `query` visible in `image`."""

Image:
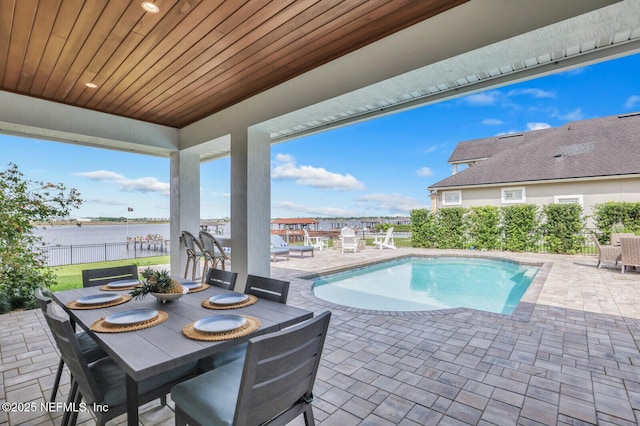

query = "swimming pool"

[312,256,539,314]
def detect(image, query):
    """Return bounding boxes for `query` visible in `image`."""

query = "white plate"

[194,314,247,333]
[180,280,202,290]
[105,309,158,325]
[209,293,248,305]
[76,294,121,305]
[107,279,140,288]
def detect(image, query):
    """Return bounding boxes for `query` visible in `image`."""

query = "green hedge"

[542,204,585,254]
[411,202,587,254]
[592,201,640,242]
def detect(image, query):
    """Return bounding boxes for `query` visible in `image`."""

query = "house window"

[501,187,525,204]
[442,190,462,206]
[554,194,583,207]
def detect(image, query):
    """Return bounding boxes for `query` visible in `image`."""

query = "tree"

[0,163,82,312]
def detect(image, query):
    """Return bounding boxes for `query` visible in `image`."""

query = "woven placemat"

[66,294,132,310]
[90,311,168,333]
[99,284,141,291]
[201,294,258,310]
[182,315,260,341]
[188,283,210,293]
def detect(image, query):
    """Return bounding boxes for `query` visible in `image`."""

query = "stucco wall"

[433,177,640,228]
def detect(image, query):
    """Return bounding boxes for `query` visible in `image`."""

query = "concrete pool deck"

[2,247,640,425]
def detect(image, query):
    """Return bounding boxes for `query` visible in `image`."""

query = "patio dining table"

[51,284,313,426]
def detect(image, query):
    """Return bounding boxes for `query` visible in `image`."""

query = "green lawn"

[49,256,170,291]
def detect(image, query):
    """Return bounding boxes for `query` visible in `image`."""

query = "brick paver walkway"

[2,248,640,425]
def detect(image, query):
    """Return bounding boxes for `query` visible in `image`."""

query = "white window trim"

[442,190,462,206]
[501,187,526,204]
[553,194,583,207]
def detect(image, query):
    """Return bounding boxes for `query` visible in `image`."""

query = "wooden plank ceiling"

[0,0,467,129]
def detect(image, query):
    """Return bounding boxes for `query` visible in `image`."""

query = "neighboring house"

[428,112,640,227]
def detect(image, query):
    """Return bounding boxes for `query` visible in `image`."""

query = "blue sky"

[2,53,640,220]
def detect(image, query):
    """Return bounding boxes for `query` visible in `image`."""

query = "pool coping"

[293,252,551,321]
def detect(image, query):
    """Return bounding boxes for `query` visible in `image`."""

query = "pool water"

[312,257,538,314]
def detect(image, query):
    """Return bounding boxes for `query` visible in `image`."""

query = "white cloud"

[417,167,433,177]
[559,108,584,121]
[356,193,425,215]
[526,122,551,131]
[275,153,294,163]
[507,88,555,98]
[274,201,354,217]
[272,154,364,190]
[464,91,501,106]
[625,95,640,109]
[75,170,170,195]
[424,145,438,154]
[482,118,504,126]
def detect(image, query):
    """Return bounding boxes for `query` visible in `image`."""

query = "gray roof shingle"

[430,112,640,189]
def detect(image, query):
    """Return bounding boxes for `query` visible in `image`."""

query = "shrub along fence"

[411,203,594,255]
[592,201,640,242]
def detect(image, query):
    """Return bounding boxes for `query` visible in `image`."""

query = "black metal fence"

[39,240,170,267]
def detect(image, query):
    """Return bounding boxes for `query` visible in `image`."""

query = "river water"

[34,223,173,245]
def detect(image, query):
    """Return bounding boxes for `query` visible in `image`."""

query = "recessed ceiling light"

[141,2,160,13]
[85,82,98,89]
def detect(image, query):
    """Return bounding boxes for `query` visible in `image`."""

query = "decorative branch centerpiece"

[130,268,187,303]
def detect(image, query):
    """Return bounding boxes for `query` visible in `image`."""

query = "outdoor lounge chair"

[271,234,314,258]
[373,227,396,250]
[591,233,622,269]
[621,236,640,274]
[340,226,358,253]
[172,311,331,426]
[269,234,289,262]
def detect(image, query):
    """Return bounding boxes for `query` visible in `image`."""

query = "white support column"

[170,150,200,278]
[230,128,271,289]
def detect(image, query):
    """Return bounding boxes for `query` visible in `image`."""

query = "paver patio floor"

[2,247,640,425]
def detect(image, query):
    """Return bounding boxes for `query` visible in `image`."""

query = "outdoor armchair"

[621,236,640,274]
[591,233,622,269]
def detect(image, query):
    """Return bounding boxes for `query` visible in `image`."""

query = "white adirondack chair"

[340,227,358,253]
[373,227,396,250]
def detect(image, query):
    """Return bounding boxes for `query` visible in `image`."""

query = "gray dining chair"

[172,311,331,426]
[205,267,238,291]
[198,274,289,372]
[43,303,200,426]
[245,274,290,303]
[34,289,107,403]
[81,264,139,287]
